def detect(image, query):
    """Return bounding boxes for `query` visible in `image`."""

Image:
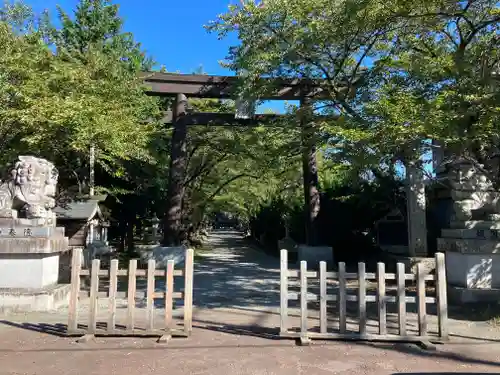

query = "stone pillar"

[406,163,428,257]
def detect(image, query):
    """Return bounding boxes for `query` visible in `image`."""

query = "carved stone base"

[0,284,70,313]
[0,237,69,254]
[448,285,500,304]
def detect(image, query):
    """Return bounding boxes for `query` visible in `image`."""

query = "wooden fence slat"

[436,252,449,339]
[338,262,347,333]
[165,260,175,330]
[107,259,118,332]
[319,261,327,334]
[88,259,100,334]
[417,262,427,336]
[300,260,308,339]
[126,259,137,331]
[358,262,367,335]
[184,248,194,334]
[377,262,387,335]
[397,262,406,336]
[147,259,156,331]
[280,249,288,334]
[68,248,82,332]
[287,270,435,281]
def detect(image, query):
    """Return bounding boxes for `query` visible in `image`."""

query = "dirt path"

[1,230,500,374]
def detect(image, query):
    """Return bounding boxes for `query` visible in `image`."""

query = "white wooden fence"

[279,250,448,344]
[67,247,194,343]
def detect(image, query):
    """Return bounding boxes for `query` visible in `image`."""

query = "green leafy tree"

[209,0,500,178]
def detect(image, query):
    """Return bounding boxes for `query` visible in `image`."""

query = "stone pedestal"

[438,225,500,303]
[297,245,334,268]
[0,221,70,312]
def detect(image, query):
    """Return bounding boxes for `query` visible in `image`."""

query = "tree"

[48,0,161,197]
[209,0,500,178]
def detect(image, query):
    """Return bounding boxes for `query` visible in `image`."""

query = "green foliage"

[209,0,500,175]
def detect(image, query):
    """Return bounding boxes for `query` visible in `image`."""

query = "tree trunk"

[163,94,189,246]
[300,95,320,246]
[126,219,135,253]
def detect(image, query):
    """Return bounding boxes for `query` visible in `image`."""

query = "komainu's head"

[11,156,59,204]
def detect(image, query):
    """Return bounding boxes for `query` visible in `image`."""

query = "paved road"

[1,230,500,374]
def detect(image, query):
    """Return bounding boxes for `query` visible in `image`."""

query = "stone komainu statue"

[0,156,59,220]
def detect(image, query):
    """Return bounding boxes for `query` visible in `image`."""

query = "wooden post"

[319,261,327,334]
[107,259,118,332]
[300,93,320,246]
[376,262,386,335]
[184,248,194,334]
[436,252,449,339]
[164,94,189,246]
[68,248,82,333]
[299,260,310,345]
[358,262,367,335]
[88,259,100,334]
[397,262,406,336]
[417,262,427,336]
[126,259,137,331]
[280,249,288,334]
[165,260,175,330]
[338,262,347,333]
[146,259,156,331]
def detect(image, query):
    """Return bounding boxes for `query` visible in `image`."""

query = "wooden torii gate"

[140,72,358,247]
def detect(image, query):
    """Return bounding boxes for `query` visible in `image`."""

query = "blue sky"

[28,0,239,75]
[26,0,295,113]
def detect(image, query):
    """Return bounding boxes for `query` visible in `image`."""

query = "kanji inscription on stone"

[476,229,485,238]
[24,228,32,236]
[9,228,16,236]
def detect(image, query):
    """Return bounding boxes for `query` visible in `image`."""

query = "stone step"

[450,220,500,230]
[437,237,500,254]
[441,228,500,240]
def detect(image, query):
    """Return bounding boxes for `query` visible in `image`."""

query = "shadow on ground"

[2,230,500,368]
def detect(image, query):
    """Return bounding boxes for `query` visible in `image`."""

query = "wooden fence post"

[126,259,137,331]
[280,249,288,335]
[299,260,310,345]
[88,259,100,334]
[377,262,386,335]
[68,248,82,333]
[107,259,118,332]
[146,259,156,331]
[184,248,194,334]
[338,262,347,333]
[397,262,406,336]
[358,262,367,335]
[435,252,449,340]
[319,261,327,334]
[417,262,427,336]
